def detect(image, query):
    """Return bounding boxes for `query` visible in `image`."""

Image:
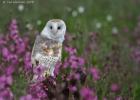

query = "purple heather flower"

[90,67,100,81]
[131,47,140,63]
[74,73,80,80]
[6,76,13,86]
[24,62,32,71]
[33,65,46,81]
[16,39,26,54]
[8,20,26,54]
[68,73,80,81]
[33,65,46,75]
[10,54,18,64]
[20,94,37,100]
[23,37,30,46]
[71,60,78,69]
[103,97,107,100]
[69,55,78,62]
[0,88,13,99]
[0,76,6,89]
[24,52,31,62]
[2,47,9,59]
[0,38,6,45]
[64,46,77,55]
[65,33,76,42]
[77,57,85,66]
[0,75,13,87]
[5,66,15,75]
[10,32,19,40]
[63,59,69,68]
[28,83,47,99]
[123,27,129,33]
[0,97,4,100]
[69,85,77,92]
[115,96,122,100]
[80,87,97,100]
[80,87,93,97]
[110,83,120,92]
[24,52,32,70]
[9,19,19,35]
[69,55,84,69]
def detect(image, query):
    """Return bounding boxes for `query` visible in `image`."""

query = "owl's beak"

[52,30,58,34]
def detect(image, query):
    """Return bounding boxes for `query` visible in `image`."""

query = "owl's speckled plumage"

[31,19,66,81]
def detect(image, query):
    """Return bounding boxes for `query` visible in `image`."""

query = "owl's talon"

[35,60,39,66]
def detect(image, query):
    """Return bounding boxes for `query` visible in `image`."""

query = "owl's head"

[41,19,66,43]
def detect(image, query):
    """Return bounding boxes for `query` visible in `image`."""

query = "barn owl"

[31,19,66,81]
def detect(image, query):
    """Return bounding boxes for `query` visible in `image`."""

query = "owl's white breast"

[35,52,59,67]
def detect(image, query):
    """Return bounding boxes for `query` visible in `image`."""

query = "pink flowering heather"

[90,67,100,81]
[80,87,97,100]
[64,46,77,55]
[63,46,85,69]
[110,83,120,92]
[115,96,122,100]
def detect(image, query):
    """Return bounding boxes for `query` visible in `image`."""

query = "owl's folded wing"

[31,35,42,66]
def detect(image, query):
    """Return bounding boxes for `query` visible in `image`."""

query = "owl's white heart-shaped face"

[41,19,66,43]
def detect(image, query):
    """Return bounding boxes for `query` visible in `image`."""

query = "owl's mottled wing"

[31,35,43,67]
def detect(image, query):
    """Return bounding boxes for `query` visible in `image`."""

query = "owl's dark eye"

[50,26,53,30]
[57,26,61,30]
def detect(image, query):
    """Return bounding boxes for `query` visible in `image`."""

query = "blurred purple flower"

[0,75,13,87]
[5,66,15,75]
[63,58,69,68]
[24,52,32,70]
[0,88,13,99]
[64,46,77,55]
[123,27,129,33]
[28,83,47,99]
[90,67,100,81]
[131,47,140,63]
[71,61,78,69]
[9,19,19,35]
[77,57,85,66]
[103,97,107,100]
[20,94,39,100]
[69,85,77,92]
[16,40,26,54]
[33,65,46,82]
[110,83,120,92]
[10,54,18,64]
[6,76,13,86]
[33,65,46,76]
[115,96,122,100]
[0,37,6,45]
[80,87,97,100]
[68,55,85,69]
[8,19,26,54]
[2,47,10,60]
[0,76,7,89]
[65,33,76,42]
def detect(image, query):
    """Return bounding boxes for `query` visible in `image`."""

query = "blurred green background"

[0,0,140,99]
[0,0,139,32]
